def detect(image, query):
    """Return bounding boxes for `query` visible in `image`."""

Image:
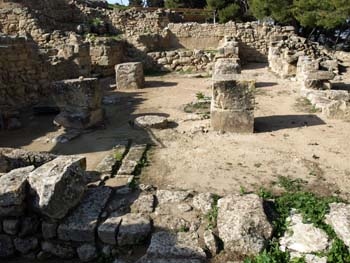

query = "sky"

[107,0,129,4]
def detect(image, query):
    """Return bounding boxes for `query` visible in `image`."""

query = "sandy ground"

[1,63,350,199]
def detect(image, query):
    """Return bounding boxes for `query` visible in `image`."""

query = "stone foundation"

[115,62,145,90]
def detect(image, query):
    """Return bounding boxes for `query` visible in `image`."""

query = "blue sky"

[107,0,129,4]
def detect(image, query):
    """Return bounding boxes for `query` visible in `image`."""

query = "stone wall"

[166,22,296,63]
[0,35,49,112]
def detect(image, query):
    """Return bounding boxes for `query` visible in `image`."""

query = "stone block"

[117,213,151,246]
[28,156,86,219]
[0,234,14,258]
[58,186,112,242]
[211,80,255,133]
[115,62,145,90]
[98,212,122,245]
[117,144,147,177]
[213,58,241,76]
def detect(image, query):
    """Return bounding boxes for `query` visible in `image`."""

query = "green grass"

[205,195,220,230]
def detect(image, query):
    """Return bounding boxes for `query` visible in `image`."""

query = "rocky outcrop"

[28,156,86,219]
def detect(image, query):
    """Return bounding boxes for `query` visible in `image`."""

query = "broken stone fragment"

[217,194,273,256]
[192,193,215,214]
[130,194,155,213]
[0,166,34,207]
[28,156,86,219]
[279,213,330,253]
[156,190,190,204]
[58,186,112,242]
[98,212,122,245]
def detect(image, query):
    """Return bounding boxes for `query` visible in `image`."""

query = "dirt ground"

[1,63,350,199]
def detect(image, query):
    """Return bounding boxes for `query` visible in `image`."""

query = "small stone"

[192,193,215,214]
[177,203,192,212]
[3,219,20,235]
[0,234,14,257]
[77,244,97,262]
[131,194,155,213]
[156,190,190,204]
[18,216,40,237]
[134,115,168,129]
[13,237,38,254]
[41,241,75,259]
[42,222,57,240]
[98,212,122,245]
[204,230,219,256]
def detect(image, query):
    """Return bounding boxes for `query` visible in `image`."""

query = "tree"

[206,0,250,22]
[164,0,206,8]
[249,0,294,24]
[129,0,143,7]
[146,0,165,7]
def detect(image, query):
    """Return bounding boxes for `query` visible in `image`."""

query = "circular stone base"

[134,115,168,129]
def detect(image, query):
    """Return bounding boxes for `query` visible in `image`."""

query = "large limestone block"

[28,156,86,219]
[211,80,255,133]
[217,194,273,256]
[115,62,145,90]
[58,186,112,242]
[52,78,103,129]
[325,203,350,248]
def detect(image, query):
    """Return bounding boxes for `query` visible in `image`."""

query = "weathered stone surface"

[213,58,241,76]
[42,221,57,240]
[117,144,147,177]
[0,166,34,207]
[192,193,214,214]
[211,79,255,133]
[0,234,14,258]
[28,156,86,219]
[156,190,190,204]
[117,213,151,246]
[18,216,40,237]
[204,230,219,256]
[217,194,273,256]
[3,219,20,235]
[41,241,75,259]
[58,186,112,242]
[77,244,97,262]
[134,115,168,129]
[0,148,56,173]
[280,213,330,253]
[98,212,122,245]
[145,231,206,260]
[304,70,335,81]
[131,194,155,213]
[326,203,350,248]
[52,78,103,129]
[115,62,145,90]
[13,237,38,254]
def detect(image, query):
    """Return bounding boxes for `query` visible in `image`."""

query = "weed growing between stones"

[205,194,220,230]
[245,176,350,263]
[130,145,150,190]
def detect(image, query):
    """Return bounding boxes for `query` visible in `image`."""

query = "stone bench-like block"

[213,58,241,76]
[115,62,145,90]
[211,79,255,133]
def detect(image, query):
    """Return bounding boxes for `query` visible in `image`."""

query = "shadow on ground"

[254,114,326,133]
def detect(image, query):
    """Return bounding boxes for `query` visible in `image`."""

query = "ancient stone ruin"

[0,0,350,262]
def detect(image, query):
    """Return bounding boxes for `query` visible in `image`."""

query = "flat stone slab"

[134,115,168,129]
[117,144,147,177]
[0,166,34,207]
[146,231,206,260]
[131,194,155,213]
[156,190,190,204]
[58,186,112,242]
[98,212,122,245]
[117,213,151,246]
[325,203,350,248]
[28,156,86,219]
[280,213,330,253]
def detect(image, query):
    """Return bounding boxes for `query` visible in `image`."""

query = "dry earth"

[1,63,350,200]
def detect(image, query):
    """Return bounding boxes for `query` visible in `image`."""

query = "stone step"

[116,144,147,177]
